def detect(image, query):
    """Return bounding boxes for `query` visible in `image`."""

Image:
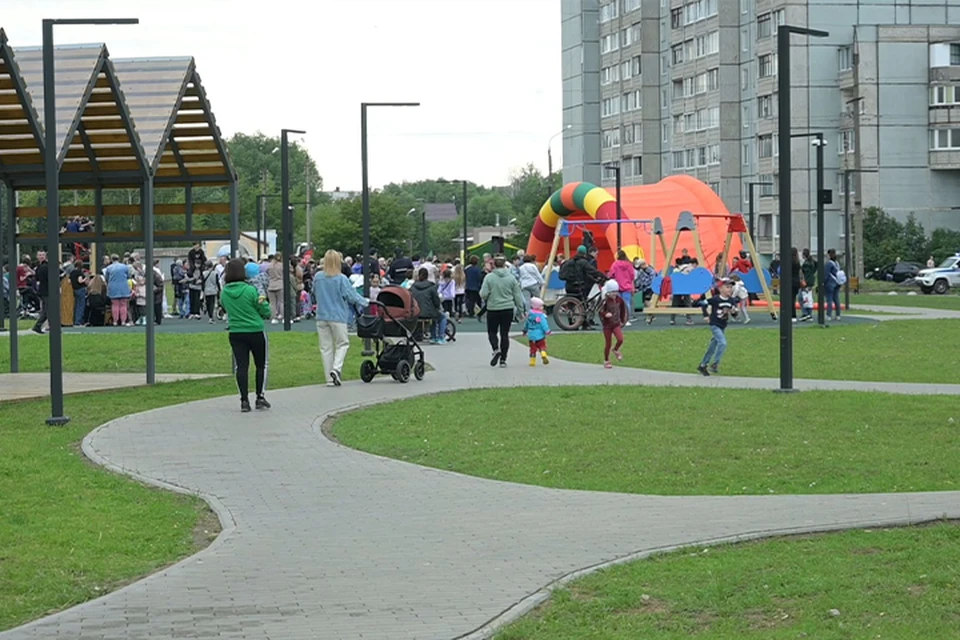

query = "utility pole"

[305,165,312,250]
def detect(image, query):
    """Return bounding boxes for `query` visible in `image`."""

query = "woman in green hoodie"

[220,258,273,413]
[479,255,526,367]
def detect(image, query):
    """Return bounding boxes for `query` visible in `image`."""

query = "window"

[673,151,685,169]
[742,143,750,165]
[622,90,641,112]
[673,79,684,98]
[707,144,720,165]
[742,66,750,89]
[630,23,642,43]
[758,53,777,78]
[839,130,856,153]
[683,0,718,25]
[601,33,620,54]
[929,128,960,150]
[632,55,642,76]
[673,114,684,134]
[671,7,682,29]
[623,125,635,145]
[685,112,696,131]
[757,94,772,118]
[662,122,670,142]
[697,146,708,167]
[742,27,749,52]
[672,44,684,64]
[951,43,960,65]
[601,65,620,86]
[707,68,719,90]
[625,0,642,12]
[661,54,669,75]
[773,133,779,156]
[758,173,775,196]
[686,148,697,168]
[702,31,719,56]
[742,103,751,127]
[930,85,960,105]
[600,0,619,23]
[758,134,773,158]
[621,60,633,80]
[633,123,642,145]
[708,181,720,195]
[757,13,771,39]
[838,46,852,71]
[772,9,785,29]
[684,38,696,60]
[837,172,856,196]
[696,106,719,130]
[602,128,621,149]
[601,97,620,117]
[661,89,668,111]
[631,156,642,176]
[622,27,633,48]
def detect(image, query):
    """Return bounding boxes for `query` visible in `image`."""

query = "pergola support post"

[185,184,193,236]
[6,185,19,370]
[142,178,155,384]
[94,186,103,273]
[229,179,239,257]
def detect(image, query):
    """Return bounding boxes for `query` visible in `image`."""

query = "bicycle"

[553,287,604,331]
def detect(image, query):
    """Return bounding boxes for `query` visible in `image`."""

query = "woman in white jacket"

[517,254,545,312]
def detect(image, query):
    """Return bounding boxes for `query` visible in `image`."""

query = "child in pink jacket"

[608,249,636,325]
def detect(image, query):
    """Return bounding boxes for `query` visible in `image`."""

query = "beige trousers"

[316,320,350,380]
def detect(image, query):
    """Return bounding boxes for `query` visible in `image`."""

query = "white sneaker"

[743,317,751,324]
[625,321,633,327]
[271,318,279,325]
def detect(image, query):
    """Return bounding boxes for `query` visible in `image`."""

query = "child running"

[600,280,628,369]
[697,277,738,376]
[523,297,551,366]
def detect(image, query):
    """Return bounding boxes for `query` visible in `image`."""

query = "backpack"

[559,259,578,283]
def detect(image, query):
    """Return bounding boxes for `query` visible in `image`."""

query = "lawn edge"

[457,516,954,640]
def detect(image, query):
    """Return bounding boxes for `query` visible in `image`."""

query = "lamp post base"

[46,415,71,426]
[773,388,800,394]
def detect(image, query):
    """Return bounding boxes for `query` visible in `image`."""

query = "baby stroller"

[357,286,426,383]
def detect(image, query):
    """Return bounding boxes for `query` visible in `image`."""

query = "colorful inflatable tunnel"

[527,175,743,273]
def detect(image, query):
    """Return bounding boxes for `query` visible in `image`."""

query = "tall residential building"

[561,0,960,262]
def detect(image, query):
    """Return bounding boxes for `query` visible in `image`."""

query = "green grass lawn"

[541,319,959,383]
[496,521,960,640]
[332,387,960,496]
[0,332,364,632]
[852,293,960,310]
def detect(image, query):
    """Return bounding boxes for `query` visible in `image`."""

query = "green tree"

[901,213,927,263]
[465,192,515,227]
[863,206,905,270]
[314,193,415,258]
[507,164,553,248]
[928,228,960,264]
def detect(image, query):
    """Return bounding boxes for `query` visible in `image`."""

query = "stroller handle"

[368,299,403,325]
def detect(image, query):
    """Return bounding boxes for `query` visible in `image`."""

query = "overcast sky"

[4,0,562,190]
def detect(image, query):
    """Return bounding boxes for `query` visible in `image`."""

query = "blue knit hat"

[244,262,260,280]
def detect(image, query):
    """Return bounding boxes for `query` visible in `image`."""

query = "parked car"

[866,261,922,283]
[916,254,960,294]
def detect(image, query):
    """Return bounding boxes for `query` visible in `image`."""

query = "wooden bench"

[849,276,860,294]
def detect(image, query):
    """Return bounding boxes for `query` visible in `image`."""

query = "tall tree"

[313,193,415,258]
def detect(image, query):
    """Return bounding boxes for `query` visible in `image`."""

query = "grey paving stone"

[2,334,958,640]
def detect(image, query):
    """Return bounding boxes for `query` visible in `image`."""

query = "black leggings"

[454,293,464,317]
[465,290,481,317]
[229,331,267,400]
[486,308,513,360]
[189,289,201,316]
[205,294,217,320]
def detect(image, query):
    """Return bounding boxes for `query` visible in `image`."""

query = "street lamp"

[547,124,572,178]
[603,163,622,250]
[790,131,827,326]
[777,23,829,392]
[407,206,427,255]
[841,167,877,311]
[42,17,139,426]
[437,178,469,261]
[361,102,420,298]
[281,128,306,332]
[747,181,773,241]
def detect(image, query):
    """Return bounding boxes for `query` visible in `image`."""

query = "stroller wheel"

[360,359,377,383]
[395,360,411,383]
[413,360,425,381]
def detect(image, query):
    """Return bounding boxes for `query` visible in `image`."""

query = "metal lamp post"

[547,125,572,179]
[603,163,622,250]
[438,178,469,260]
[789,131,827,326]
[281,128,306,332]
[42,17,139,426]
[777,23,829,392]
[747,181,773,241]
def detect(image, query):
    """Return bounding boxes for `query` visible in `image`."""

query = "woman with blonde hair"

[452,262,466,320]
[313,250,369,387]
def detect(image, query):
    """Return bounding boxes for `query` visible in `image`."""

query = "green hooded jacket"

[220,281,271,333]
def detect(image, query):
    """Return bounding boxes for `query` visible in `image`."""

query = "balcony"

[929,105,960,125]
[929,149,960,169]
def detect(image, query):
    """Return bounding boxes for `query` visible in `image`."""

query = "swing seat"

[652,267,714,296]
[738,268,773,295]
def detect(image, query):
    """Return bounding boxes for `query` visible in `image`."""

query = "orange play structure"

[526,175,744,272]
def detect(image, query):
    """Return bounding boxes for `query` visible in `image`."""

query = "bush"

[862,207,959,269]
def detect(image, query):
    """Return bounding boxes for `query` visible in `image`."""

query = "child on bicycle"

[600,280,628,369]
[523,296,551,366]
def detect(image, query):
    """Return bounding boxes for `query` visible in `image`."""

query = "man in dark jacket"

[560,246,604,301]
[410,267,446,344]
[388,248,414,284]
[31,252,51,334]
[187,243,206,274]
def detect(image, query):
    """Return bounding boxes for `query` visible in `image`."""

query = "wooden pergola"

[0,28,238,382]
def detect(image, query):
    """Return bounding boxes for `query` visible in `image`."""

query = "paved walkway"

[0,373,223,402]
[2,335,959,640]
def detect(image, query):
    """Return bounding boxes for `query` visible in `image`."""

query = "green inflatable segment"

[572,182,595,210]
[549,190,568,217]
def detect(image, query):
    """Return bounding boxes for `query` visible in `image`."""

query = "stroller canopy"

[378,286,418,320]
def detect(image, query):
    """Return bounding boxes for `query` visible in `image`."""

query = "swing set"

[643,211,778,320]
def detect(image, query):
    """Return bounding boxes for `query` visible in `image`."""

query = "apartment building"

[561,0,960,258]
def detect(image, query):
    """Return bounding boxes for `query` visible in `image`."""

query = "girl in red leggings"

[600,280,628,369]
